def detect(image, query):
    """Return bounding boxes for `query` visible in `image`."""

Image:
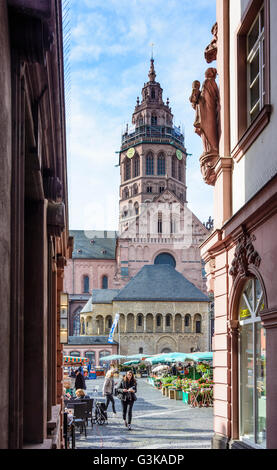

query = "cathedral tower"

[119,58,187,234]
[116,59,208,290]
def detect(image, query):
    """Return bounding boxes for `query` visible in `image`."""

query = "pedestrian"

[102,369,117,416]
[75,369,86,390]
[116,370,137,430]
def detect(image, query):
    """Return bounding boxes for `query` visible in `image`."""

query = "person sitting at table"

[75,388,90,400]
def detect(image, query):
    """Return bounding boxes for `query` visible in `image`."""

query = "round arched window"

[239,277,266,447]
[154,252,176,268]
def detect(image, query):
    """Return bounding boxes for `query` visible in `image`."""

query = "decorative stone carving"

[189,68,220,186]
[204,23,218,63]
[229,231,261,278]
[47,201,66,237]
[43,174,63,202]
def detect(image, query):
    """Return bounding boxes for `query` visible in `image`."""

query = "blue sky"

[65,0,216,231]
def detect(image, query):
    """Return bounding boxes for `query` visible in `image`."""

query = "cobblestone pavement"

[74,377,213,449]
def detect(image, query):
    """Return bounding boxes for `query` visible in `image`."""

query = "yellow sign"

[240,308,250,319]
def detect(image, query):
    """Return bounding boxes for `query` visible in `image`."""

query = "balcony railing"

[121,125,185,149]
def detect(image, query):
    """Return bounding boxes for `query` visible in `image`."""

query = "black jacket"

[116,378,137,402]
[75,372,86,390]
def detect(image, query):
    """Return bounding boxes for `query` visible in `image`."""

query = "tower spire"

[148,57,156,82]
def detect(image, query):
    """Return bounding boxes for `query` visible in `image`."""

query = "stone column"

[144,315,147,333]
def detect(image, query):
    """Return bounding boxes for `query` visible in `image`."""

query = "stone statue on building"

[189,68,220,185]
[204,23,218,63]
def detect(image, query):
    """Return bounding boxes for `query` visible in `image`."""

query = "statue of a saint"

[189,67,219,156]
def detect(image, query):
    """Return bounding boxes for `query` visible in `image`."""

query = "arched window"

[178,161,182,181]
[185,314,191,330]
[172,157,176,178]
[85,351,95,364]
[102,275,108,289]
[139,347,143,354]
[154,252,176,268]
[156,314,162,327]
[137,314,143,327]
[195,314,202,333]
[146,153,154,175]
[73,308,82,336]
[239,277,266,447]
[133,155,140,178]
[157,154,165,175]
[158,212,163,234]
[99,350,111,360]
[70,351,80,357]
[151,89,155,99]
[151,114,157,125]
[124,159,131,181]
[123,187,129,199]
[165,314,171,327]
[83,275,89,293]
[134,202,139,215]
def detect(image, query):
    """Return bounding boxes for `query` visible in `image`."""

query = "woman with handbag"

[116,370,137,430]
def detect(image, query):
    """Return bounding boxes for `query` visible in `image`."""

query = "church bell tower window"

[146,153,154,175]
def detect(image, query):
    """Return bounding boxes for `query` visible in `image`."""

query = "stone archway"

[156,335,177,354]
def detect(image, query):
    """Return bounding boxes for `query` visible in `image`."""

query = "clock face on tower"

[127,147,135,159]
[176,149,183,160]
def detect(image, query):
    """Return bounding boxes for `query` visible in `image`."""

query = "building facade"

[192,0,277,449]
[67,264,209,364]
[0,0,71,449]
[63,61,211,343]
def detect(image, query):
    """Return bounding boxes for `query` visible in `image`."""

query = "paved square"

[74,377,213,449]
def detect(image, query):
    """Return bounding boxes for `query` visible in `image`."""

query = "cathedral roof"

[70,230,117,259]
[91,289,121,304]
[113,264,209,302]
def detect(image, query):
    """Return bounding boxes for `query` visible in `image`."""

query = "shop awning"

[63,355,89,364]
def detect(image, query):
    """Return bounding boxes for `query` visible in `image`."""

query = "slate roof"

[68,336,118,345]
[113,264,209,302]
[91,289,121,304]
[80,297,93,313]
[70,230,117,259]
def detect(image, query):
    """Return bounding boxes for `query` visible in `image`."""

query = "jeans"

[105,393,116,413]
[121,400,134,424]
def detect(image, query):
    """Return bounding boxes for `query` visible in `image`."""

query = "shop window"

[85,352,95,364]
[239,277,266,447]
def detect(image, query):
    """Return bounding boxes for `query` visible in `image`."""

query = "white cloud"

[66,0,216,230]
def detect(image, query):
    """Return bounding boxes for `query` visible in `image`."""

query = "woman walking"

[116,370,137,430]
[102,369,117,416]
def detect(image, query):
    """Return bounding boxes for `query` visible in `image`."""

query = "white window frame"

[247,5,265,125]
